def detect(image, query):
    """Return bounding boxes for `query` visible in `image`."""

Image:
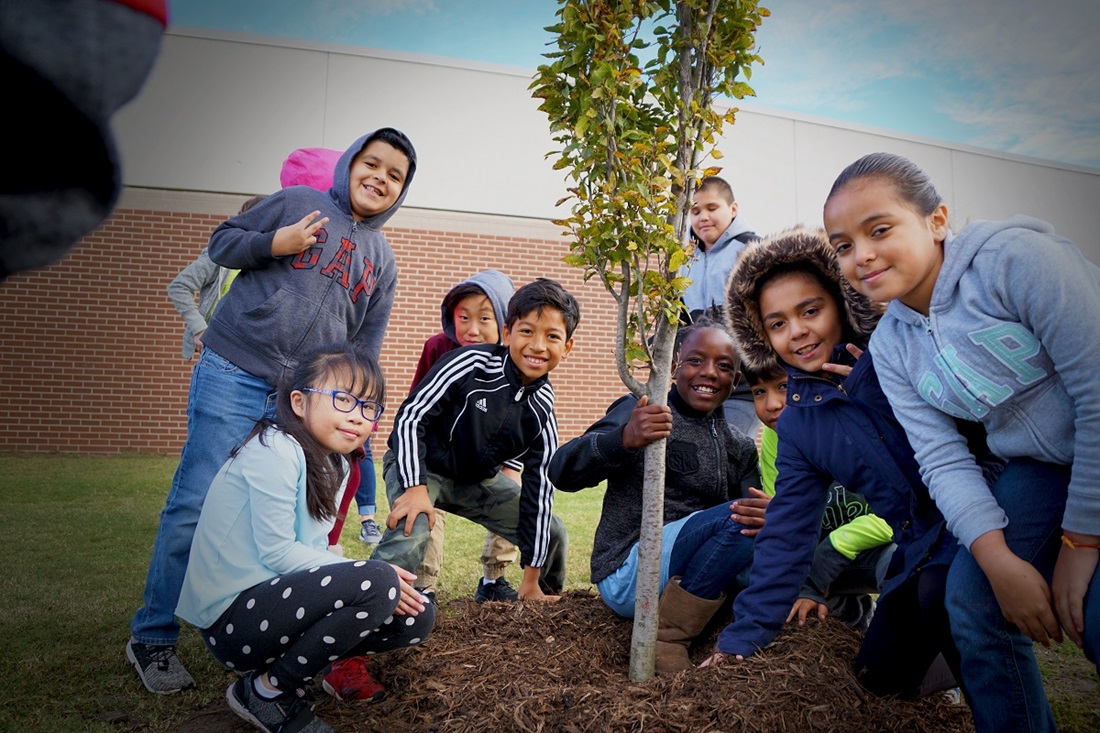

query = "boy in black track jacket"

[372,278,579,601]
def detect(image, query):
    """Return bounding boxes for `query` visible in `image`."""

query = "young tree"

[532,0,766,680]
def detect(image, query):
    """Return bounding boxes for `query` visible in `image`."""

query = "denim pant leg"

[1082,564,1100,671]
[354,441,377,516]
[130,349,276,645]
[440,470,569,593]
[370,450,443,575]
[946,458,1071,733]
[668,503,756,600]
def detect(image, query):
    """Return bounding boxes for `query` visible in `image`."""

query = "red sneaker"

[322,656,385,702]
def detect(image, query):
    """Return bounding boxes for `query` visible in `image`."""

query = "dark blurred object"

[0,0,166,280]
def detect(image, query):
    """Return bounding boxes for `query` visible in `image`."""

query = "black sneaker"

[474,577,519,603]
[415,587,437,606]
[126,638,196,694]
[227,672,333,733]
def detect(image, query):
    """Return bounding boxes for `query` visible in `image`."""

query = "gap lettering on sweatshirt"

[918,323,1046,418]
[288,228,377,301]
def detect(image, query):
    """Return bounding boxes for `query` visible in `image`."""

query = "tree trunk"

[628,317,677,680]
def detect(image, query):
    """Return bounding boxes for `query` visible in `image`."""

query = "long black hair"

[236,342,386,522]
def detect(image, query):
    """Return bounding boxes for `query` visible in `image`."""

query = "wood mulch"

[312,590,974,733]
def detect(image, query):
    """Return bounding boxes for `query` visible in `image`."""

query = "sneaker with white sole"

[227,672,333,733]
[126,638,196,694]
[474,577,519,603]
[359,518,383,546]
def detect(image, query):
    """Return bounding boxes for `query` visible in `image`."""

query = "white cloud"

[755,0,1100,168]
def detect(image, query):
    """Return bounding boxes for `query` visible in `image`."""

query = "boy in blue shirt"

[127,128,415,694]
[372,278,579,601]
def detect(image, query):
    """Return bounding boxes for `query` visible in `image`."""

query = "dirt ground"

[177,590,977,733]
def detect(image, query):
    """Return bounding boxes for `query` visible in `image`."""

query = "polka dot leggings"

[201,559,434,692]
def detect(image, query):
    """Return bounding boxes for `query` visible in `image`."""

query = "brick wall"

[0,200,628,455]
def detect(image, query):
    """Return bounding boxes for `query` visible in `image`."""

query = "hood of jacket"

[329,128,417,230]
[725,226,882,372]
[440,269,515,343]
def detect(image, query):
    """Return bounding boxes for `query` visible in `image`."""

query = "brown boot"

[654,576,726,675]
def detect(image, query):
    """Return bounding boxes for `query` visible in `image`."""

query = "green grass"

[1,453,1096,732]
[0,453,604,732]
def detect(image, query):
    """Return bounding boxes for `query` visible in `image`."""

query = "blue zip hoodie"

[680,215,756,314]
[716,226,1006,658]
[870,215,1100,547]
[203,129,416,385]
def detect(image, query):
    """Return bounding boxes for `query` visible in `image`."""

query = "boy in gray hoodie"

[127,128,416,695]
[407,270,522,603]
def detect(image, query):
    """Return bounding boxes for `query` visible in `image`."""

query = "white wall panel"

[114,29,1100,263]
[113,35,329,194]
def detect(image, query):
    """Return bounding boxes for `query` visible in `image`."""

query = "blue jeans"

[946,457,1100,733]
[598,503,755,617]
[355,441,376,516]
[130,348,276,646]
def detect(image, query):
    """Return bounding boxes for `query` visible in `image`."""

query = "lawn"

[0,453,1095,732]
[0,453,604,732]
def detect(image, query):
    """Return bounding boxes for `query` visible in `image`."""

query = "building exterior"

[2,28,1097,454]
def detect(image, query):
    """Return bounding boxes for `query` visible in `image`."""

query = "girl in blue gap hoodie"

[710,226,1005,702]
[825,152,1100,733]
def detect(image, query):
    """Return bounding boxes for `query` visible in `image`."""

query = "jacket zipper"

[793,372,847,396]
[709,420,723,496]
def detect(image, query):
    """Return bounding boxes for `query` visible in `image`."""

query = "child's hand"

[271,210,329,257]
[731,487,771,536]
[821,343,864,378]
[972,530,1063,646]
[621,395,673,450]
[518,566,561,602]
[1052,530,1099,648]
[327,543,345,557]
[786,597,828,625]
[700,650,746,667]
[386,485,434,536]
[389,564,428,616]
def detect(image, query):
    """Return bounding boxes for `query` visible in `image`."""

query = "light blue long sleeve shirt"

[176,428,350,629]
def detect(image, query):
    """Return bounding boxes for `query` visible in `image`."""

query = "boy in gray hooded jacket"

[127,128,416,695]
[408,270,522,603]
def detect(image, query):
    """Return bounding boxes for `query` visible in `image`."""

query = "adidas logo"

[475,398,488,412]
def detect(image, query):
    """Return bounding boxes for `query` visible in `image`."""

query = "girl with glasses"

[176,342,434,733]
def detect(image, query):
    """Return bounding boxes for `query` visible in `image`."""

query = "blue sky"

[171,0,1100,171]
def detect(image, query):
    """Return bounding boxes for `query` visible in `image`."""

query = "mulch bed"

[312,590,974,733]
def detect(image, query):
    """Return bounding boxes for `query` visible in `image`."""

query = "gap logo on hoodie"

[918,323,1046,421]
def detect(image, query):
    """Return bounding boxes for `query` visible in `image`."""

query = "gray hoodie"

[440,269,514,343]
[202,129,416,385]
[870,215,1100,547]
[680,215,756,314]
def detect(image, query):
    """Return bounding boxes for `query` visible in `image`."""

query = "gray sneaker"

[126,638,196,694]
[228,673,333,733]
[359,518,383,546]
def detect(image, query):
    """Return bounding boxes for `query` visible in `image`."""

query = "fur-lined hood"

[724,226,883,372]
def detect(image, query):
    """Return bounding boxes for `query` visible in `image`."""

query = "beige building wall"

[116,29,1100,255]
[3,28,1097,455]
